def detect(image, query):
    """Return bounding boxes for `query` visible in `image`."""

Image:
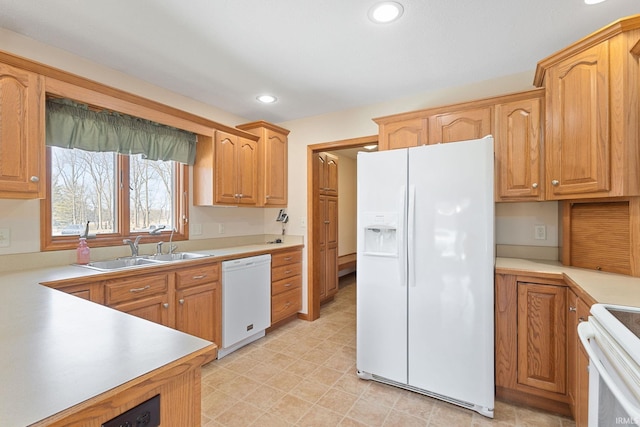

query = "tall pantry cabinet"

[313,152,339,303]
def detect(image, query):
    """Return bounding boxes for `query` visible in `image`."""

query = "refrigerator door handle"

[399,185,407,287]
[408,185,416,287]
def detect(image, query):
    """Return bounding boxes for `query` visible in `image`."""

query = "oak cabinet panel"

[0,62,44,199]
[236,121,290,207]
[270,248,302,324]
[110,294,170,326]
[428,107,492,144]
[318,195,338,302]
[536,19,640,199]
[376,117,427,150]
[545,43,610,198]
[176,282,219,344]
[495,273,571,416]
[495,95,543,201]
[317,152,338,196]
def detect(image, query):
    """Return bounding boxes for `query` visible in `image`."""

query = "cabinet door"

[237,136,258,205]
[110,294,170,326]
[378,117,427,150]
[263,129,287,206]
[576,297,590,427]
[0,63,44,199]
[325,197,339,298]
[495,97,543,201]
[318,152,339,196]
[176,282,220,345]
[546,43,610,199]
[214,131,239,204]
[54,282,104,304]
[517,282,567,394]
[428,107,492,144]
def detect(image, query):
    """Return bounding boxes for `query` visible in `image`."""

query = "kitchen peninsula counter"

[0,236,303,426]
[496,257,640,308]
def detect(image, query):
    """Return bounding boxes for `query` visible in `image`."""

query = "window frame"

[41,146,189,251]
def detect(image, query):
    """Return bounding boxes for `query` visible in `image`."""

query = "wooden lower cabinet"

[568,288,591,426]
[175,263,221,346]
[104,272,172,327]
[495,273,571,416]
[271,249,302,324]
[109,294,171,326]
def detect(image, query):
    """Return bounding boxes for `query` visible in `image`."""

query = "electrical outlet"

[218,224,225,234]
[534,225,546,240]
[0,228,10,247]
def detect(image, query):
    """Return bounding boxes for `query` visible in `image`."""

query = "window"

[42,146,188,251]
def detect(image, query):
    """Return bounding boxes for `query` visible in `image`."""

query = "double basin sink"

[81,252,211,271]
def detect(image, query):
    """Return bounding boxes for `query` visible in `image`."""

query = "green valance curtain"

[45,98,197,165]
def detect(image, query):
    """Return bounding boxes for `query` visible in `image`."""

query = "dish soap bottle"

[77,237,90,265]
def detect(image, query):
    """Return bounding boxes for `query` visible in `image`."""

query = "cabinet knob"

[551,180,559,186]
[266,195,270,199]
[179,299,185,305]
[163,303,169,308]
[532,182,538,189]
[238,193,244,198]
[30,176,40,183]
[569,306,577,312]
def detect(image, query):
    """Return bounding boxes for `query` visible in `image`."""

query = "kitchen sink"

[81,256,160,271]
[78,252,212,271]
[147,252,211,262]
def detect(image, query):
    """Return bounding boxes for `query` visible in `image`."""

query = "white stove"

[579,303,640,426]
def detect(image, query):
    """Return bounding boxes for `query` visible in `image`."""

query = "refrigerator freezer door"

[356,148,409,384]
[407,138,495,410]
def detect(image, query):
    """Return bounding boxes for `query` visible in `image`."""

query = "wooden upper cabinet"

[317,152,338,196]
[0,63,45,199]
[236,121,290,207]
[428,107,492,144]
[193,130,259,206]
[495,92,544,201]
[535,16,640,199]
[375,116,427,150]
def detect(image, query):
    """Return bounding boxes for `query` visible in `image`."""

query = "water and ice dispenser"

[362,213,398,257]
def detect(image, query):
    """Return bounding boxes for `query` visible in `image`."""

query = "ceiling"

[1,1,639,123]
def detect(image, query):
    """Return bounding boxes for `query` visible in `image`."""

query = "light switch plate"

[0,228,10,247]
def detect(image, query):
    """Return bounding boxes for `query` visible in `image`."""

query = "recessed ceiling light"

[584,0,607,4]
[256,94,277,104]
[368,2,404,24]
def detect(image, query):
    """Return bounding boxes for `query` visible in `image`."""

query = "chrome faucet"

[123,236,142,257]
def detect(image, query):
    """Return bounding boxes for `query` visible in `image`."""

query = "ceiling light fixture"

[584,0,607,4]
[256,94,277,104]
[368,1,404,24]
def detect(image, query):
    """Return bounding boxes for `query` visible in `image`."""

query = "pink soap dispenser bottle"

[77,237,90,265]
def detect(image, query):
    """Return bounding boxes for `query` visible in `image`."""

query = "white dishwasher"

[218,254,271,359]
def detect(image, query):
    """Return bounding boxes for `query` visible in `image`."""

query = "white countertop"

[496,257,640,308]
[0,239,303,426]
[0,281,213,426]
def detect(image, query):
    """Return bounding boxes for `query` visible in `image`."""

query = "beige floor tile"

[201,275,577,427]
[317,387,360,415]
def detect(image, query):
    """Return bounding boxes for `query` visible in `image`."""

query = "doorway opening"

[305,135,377,321]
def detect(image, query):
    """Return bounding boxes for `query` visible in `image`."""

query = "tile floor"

[201,274,576,426]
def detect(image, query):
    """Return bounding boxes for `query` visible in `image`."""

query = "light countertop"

[496,257,640,308]
[0,238,303,426]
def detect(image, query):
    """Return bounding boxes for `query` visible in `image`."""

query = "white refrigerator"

[356,137,495,418]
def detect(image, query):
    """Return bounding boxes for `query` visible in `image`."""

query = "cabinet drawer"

[272,275,301,296]
[271,287,301,324]
[104,273,169,305]
[271,250,302,267]
[175,264,219,289]
[271,262,302,282]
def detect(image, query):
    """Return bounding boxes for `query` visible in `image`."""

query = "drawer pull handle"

[284,283,292,287]
[179,299,185,305]
[284,302,292,308]
[284,257,292,261]
[129,285,151,293]
[569,306,577,312]
[284,270,292,274]
[192,275,207,279]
